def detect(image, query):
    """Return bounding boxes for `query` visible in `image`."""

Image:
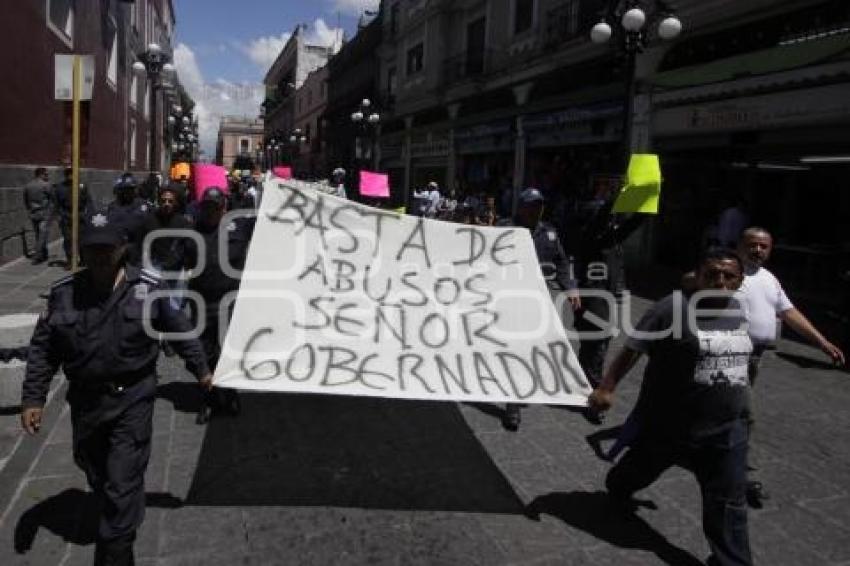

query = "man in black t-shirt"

[590,248,754,566]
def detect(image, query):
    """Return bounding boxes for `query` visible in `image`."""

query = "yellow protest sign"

[613,154,662,214]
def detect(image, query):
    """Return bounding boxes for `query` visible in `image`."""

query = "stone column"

[403,116,414,210]
[511,83,534,217]
[447,103,460,194]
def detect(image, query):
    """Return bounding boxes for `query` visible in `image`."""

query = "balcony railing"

[442,49,497,84]
[543,0,585,48]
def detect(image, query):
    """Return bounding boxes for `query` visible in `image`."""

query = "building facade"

[292,66,330,178]
[324,16,383,194]
[215,117,264,172]
[263,24,340,150]
[0,0,185,261]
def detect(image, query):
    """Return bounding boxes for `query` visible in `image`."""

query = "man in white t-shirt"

[425,181,442,218]
[736,227,845,508]
[737,227,844,364]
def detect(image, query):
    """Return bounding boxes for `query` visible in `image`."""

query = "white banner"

[213,179,590,406]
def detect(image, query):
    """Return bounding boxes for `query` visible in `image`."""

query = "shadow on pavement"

[185,392,525,514]
[0,405,22,416]
[14,488,182,554]
[526,491,703,566]
[775,351,845,372]
[462,401,509,420]
[157,382,202,414]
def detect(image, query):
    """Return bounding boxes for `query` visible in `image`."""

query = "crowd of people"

[9,167,848,566]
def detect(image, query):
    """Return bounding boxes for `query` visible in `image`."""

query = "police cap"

[80,212,127,247]
[518,187,545,205]
[200,187,226,206]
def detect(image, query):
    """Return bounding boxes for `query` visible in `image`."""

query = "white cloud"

[306,18,344,49]
[241,32,292,70]
[239,18,343,72]
[173,43,264,159]
[330,0,380,16]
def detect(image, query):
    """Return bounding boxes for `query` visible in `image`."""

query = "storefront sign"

[654,83,850,136]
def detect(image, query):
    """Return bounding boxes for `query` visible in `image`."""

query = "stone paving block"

[756,459,845,505]
[157,507,249,557]
[749,512,826,566]
[801,496,850,531]
[27,442,82,481]
[763,503,850,563]
[476,511,580,563]
[474,430,554,465]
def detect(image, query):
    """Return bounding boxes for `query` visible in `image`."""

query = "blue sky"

[172,0,379,156]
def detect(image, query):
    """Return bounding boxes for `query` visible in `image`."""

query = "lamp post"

[167,107,196,163]
[350,98,381,173]
[590,1,682,168]
[288,128,308,175]
[133,43,175,174]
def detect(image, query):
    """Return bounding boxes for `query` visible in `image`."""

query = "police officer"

[21,213,212,566]
[498,188,581,431]
[108,174,153,266]
[53,167,94,268]
[564,197,644,423]
[187,187,255,423]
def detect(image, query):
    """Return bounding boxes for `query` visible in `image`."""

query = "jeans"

[30,217,49,260]
[59,218,73,263]
[606,422,752,566]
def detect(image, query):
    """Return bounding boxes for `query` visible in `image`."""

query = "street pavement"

[0,249,849,565]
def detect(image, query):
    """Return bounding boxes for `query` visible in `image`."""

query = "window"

[466,17,487,75]
[308,89,313,107]
[47,0,75,45]
[240,139,250,154]
[320,81,326,99]
[129,120,137,166]
[130,0,137,30]
[387,67,398,98]
[130,75,138,109]
[107,27,118,88]
[514,0,535,35]
[406,43,424,76]
[390,3,400,37]
[144,83,150,118]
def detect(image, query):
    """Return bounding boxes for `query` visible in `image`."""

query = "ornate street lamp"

[590,1,682,166]
[350,98,381,171]
[133,43,175,174]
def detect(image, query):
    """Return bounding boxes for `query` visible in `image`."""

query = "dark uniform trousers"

[606,420,752,566]
[573,293,612,388]
[68,376,156,546]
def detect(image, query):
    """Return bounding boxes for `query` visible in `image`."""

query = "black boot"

[502,404,521,431]
[94,533,135,566]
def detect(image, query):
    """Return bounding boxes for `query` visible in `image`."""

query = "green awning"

[651,33,850,89]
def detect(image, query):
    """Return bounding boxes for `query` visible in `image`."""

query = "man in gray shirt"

[23,167,52,264]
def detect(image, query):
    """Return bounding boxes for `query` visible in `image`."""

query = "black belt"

[70,369,154,395]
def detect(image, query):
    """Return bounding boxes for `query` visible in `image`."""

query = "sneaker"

[746,480,769,509]
[502,406,521,431]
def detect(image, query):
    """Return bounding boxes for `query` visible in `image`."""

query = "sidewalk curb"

[0,377,67,530]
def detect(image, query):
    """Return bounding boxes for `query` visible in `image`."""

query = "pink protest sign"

[272,166,293,179]
[191,164,229,200]
[359,170,390,198]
